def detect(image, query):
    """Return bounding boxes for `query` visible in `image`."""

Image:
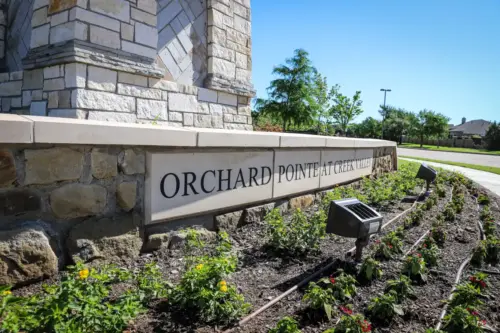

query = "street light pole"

[380,88,391,139]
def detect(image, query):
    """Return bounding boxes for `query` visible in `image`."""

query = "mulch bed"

[11,181,500,333]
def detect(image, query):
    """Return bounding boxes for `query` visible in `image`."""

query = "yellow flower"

[195,264,204,270]
[219,280,227,286]
[2,290,12,296]
[220,285,228,292]
[78,269,89,279]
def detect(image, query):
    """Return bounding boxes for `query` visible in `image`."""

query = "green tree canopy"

[485,121,500,150]
[329,88,363,135]
[408,109,450,147]
[255,49,317,131]
[353,117,382,138]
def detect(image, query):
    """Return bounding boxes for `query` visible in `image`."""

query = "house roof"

[449,119,491,136]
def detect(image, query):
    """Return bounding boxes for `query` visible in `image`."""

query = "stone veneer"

[0,114,396,285]
[0,0,254,130]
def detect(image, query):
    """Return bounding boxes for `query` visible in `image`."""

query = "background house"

[449,118,491,138]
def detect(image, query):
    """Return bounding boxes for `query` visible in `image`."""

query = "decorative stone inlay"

[91,148,117,179]
[118,149,145,175]
[117,181,136,211]
[67,215,142,264]
[24,148,83,185]
[0,226,58,285]
[50,183,107,219]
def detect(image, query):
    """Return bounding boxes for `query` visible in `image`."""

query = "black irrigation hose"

[403,186,455,257]
[435,195,486,331]
[224,187,427,332]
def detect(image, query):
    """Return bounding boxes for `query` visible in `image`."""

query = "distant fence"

[402,137,487,149]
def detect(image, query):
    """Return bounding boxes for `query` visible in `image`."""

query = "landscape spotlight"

[416,163,438,196]
[326,198,383,262]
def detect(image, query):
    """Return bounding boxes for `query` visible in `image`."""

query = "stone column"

[205,0,254,97]
[24,0,162,77]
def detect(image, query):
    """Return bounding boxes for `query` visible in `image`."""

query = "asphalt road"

[398,148,500,168]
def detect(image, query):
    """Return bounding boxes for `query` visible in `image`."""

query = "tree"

[380,106,412,143]
[485,121,500,150]
[310,73,330,134]
[353,117,382,138]
[255,49,317,131]
[408,110,450,147]
[329,88,363,135]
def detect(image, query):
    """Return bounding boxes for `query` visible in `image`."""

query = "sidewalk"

[400,158,500,197]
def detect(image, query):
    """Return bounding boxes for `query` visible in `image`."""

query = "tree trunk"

[420,135,424,148]
[283,119,287,132]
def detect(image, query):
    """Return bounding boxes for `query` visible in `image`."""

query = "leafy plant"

[424,194,438,210]
[265,208,326,256]
[471,241,487,266]
[424,329,445,333]
[367,291,403,324]
[419,243,439,267]
[0,263,146,333]
[448,283,484,309]
[382,232,404,253]
[477,194,490,205]
[483,220,496,239]
[403,253,427,282]
[431,227,447,247]
[384,275,415,303]
[320,272,358,303]
[395,226,405,239]
[323,313,372,333]
[468,273,488,291]
[485,237,499,264]
[479,206,492,221]
[442,305,487,333]
[302,282,336,320]
[443,203,456,222]
[268,316,302,333]
[452,194,465,214]
[436,184,446,198]
[136,262,172,302]
[374,241,394,260]
[358,257,382,282]
[169,234,250,324]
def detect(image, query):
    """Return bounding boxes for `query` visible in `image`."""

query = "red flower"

[329,277,336,284]
[480,281,486,288]
[360,320,371,332]
[388,245,393,249]
[375,240,381,244]
[416,253,422,258]
[340,306,353,315]
[423,244,427,248]
[481,320,487,326]
[469,276,476,282]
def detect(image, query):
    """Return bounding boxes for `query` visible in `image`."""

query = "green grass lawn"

[399,156,500,176]
[398,143,500,156]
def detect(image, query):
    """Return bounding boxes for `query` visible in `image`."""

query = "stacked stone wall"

[0,139,395,285]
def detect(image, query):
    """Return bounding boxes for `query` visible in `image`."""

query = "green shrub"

[302,282,336,320]
[0,263,151,333]
[484,220,496,238]
[325,272,358,302]
[452,194,465,213]
[265,208,326,256]
[448,283,484,309]
[443,203,456,222]
[419,243,439,267]
[268,317,302,333]
[384,275,415,303]
[468,272,488,291]
[358,257,382,282]
[403,253,427,282]
[382,232,404,253]
[471,241,487,266]
[477,194,490,205]
[431,227,447,247]
[367,291,403,324]
[485,237,500,264]
[170,234,250,324]
[436,184,446,198]
[442,305,487,333]
[480,206,492,221]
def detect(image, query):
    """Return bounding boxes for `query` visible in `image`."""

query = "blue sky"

[251,0,500,125]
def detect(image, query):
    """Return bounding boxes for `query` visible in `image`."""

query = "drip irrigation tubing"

[224,187,426,332]
[403,186,455,257]
[435,195,486,331]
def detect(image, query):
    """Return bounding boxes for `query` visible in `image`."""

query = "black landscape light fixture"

[326,198,383,262]
[416,163,437,196]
